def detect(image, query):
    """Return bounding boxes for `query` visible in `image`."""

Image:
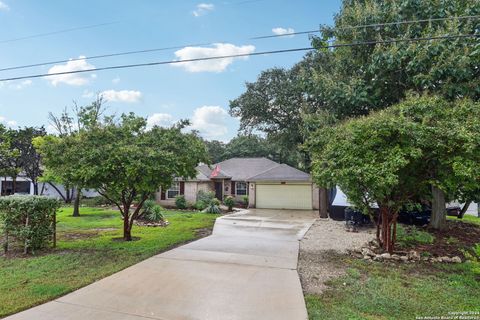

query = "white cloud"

[112,77,120,84]
[0,116,17,127]
[193,3,214,17]
[173,43,255,73]
[11,80,32,90]
[146,113,174,130]
[189,106,228,139]
[47,56,96,86]
[272,27,295,37]
[0,1,9,11]
[100,89,142,103]
[82,90,94,98]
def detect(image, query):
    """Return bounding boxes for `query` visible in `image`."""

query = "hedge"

[0,195,61,254]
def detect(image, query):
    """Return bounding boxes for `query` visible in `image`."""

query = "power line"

[0,0,266,45]
[0,42,221,72]
[1,33,477,83]
[250,14,480,39]
[0,21,120,44]
[2,15,478,73]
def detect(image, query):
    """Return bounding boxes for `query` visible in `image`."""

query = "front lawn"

[305,257,480,319]
[0,207,219,318]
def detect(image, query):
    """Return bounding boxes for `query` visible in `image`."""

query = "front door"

[214,181,223,200]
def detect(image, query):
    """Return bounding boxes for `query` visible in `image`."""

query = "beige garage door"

[256,183,312,210]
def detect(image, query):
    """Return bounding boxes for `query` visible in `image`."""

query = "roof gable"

[191,158,310,182]
[247,164,311,181]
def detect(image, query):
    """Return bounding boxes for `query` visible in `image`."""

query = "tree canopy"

[308,95,480,251]
[36,113,208,240]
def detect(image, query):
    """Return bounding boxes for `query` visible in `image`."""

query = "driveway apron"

[5,209,317,320]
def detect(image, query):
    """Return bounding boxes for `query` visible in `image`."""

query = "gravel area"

[299,218,375,295]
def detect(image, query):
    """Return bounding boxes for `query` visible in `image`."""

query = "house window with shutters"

[235,182,247,196]
[167,182,180,199]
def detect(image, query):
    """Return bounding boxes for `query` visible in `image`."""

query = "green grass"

[305,259,480,320]
[396,224,435,248]
[0,207,219,317]
[448,214,480,226]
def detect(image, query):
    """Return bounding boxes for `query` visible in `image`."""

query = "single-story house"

[156,157,320,210]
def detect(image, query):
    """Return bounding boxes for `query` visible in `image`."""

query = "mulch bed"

[412,220,480,258]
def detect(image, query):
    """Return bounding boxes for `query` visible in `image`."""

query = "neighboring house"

[0,175,98,199]
[156,157,320,210]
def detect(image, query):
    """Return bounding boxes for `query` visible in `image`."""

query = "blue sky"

[0,0,341,141]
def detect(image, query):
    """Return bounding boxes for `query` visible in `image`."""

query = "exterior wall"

[184,182,198,204]
[312,184,320,210]
[248,182,256,208]
[197,181,214,194]
[156,181,214,207]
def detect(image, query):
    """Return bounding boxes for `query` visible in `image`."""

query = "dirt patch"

[112,236,141,242]
[58,228,117,241]
[411,220,480,258]
[299,219,375,295]
[195,227,213,238]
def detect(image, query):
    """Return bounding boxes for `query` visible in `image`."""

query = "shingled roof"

[190,158,310,182]
[247,163,311,181]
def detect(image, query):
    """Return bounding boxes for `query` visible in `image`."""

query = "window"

[167,182,180,199]
[236,182,247,196]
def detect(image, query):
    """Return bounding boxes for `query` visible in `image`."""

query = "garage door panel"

[256,184,312,210]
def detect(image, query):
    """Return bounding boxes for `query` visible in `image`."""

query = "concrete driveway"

[6,209,317,320]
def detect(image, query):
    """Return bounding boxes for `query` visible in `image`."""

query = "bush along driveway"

[0,207,219,318]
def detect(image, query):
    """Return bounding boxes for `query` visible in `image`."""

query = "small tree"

[50,114,208,241]
[35,97,106,216]
[308,109,426,252]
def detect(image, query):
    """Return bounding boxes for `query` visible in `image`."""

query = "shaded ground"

[415,220,480,258]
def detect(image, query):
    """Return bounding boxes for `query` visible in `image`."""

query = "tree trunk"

[72,188,81,217]
[430,185,446,229]
[122,202,132,241]
[123,214,132,241]
[379,206,397,253]
[33,182,39,195]
[319,187,329,218]
[65,187,72,204]
[458,201,471,219]
[47,182,66,202]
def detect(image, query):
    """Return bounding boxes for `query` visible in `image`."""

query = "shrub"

[194,200,208,211]
[242,195,249,206]
[175,195,187,209]
[203,203,221,214]
[197,190,215,204]
[211,198,221,206]
[0,195,61,254]
[396,224,434,248]
[224,196,235,211]
[139,200,165,222]
[146,205,165,222]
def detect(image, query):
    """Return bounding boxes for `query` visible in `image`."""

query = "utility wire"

[1,33,477,83]
[250,14,480,39]
[0,21,120,44]
[1,14,479,73]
